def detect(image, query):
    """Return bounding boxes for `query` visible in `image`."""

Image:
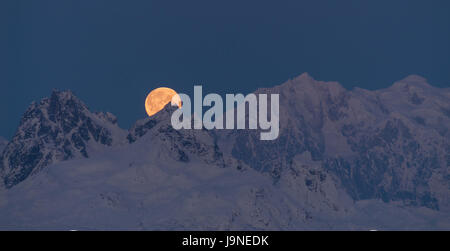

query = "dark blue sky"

[1,0,449,138]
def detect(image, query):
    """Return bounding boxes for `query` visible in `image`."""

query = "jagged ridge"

[0,90,126,188]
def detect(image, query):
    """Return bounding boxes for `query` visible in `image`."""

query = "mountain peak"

[391,74,431,90]
[278,72,345,99]
[48,89,84,107]
[1,90,125,188]
[399,74,427,83]
[293,72,315,82]
[127,103,178,143]
[95,112,118,125]
[51,88,76,98]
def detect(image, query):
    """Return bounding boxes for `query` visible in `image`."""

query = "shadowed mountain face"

[0,74,448,229]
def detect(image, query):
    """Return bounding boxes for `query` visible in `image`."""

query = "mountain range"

[0,73,448,230]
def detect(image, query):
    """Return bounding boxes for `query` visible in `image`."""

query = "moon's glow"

[145,87,181,117]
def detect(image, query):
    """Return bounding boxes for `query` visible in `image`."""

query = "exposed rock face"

[0,90,126,188]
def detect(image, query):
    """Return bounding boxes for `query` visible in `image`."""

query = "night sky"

[1,0,449,138]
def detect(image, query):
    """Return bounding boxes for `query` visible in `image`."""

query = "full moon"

[145,87,181,117]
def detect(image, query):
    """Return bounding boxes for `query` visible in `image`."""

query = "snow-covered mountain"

[0,74,448,230]
[224,73,450,212]
[0,90,126,188]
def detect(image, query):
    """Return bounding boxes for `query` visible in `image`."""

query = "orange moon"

[145,87,182,117]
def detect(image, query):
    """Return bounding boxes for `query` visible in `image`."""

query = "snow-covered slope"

[0,137,447,230]
[0,90,126,188]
